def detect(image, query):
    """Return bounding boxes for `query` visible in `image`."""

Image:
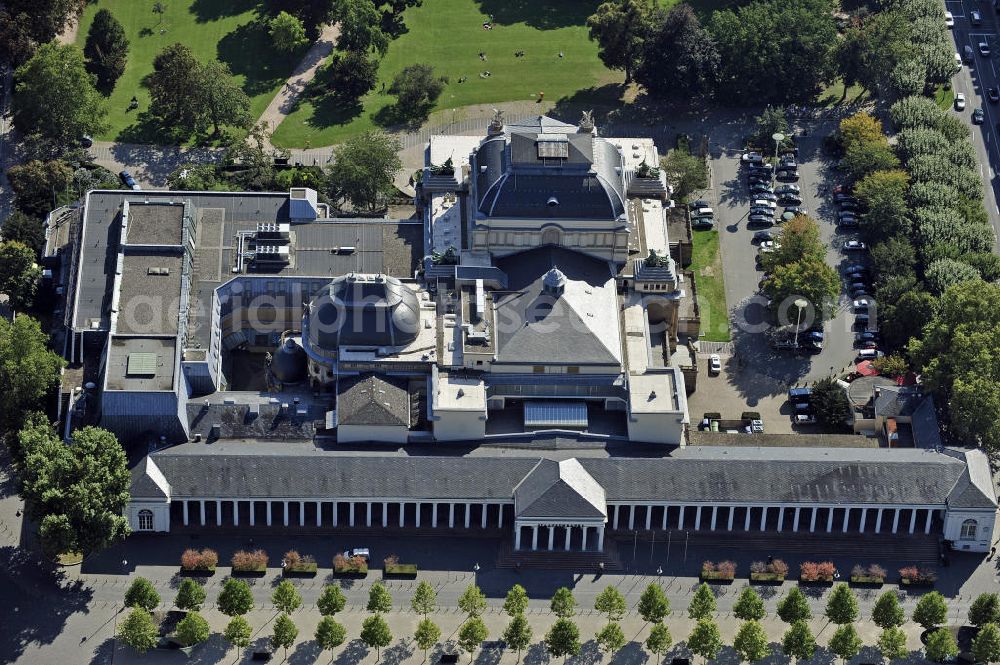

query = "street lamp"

[793,298,808,348]
[771,132,785,186]
[656,566,663,576]
[473,562,480,573]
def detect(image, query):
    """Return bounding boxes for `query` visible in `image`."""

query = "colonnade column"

[216,500,222,526]
[200,501,206,526]
[908,509,917,534]
[759,507,768,531]
[777,508,784,532]
[694,506,702,530]
[842,507,851,533]
[449,503,455,529]
[826,508,834,533]
[482,503,488,529]
[233,500,239,526]
[564,527,572,551]
[382,502,388,528]
[892,509,900,534]
[431,503,437,528]
[416,503,421,528]
[465,503,471,529]
[727,508,735,531]
[793,507,800,532]
[662,506,669,530]
[531,525,539,551]
[515,526,522,550]
[183,500,189,526]
[859,508,868,533]
[316,501,322,527]
[282,501,288,527]
[366,502,372,527]
[349,502,355,527]
[612,505,619,530]
[925,509,933,534]
[710,506,718,531]
[299,501,305,527]
[809,508,817,532]
[400,502,406,528]
[628,507,636,530]
[266,502,272,527]
[679,506,686,529]
[875,508,883,533]
[597,526,605,551]
[744,507,752,531]
[581,526,589,551]
[548,527,555,551]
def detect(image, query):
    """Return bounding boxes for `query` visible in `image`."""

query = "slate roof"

[337,374,410,427]
[129,458,169,499]
[492,247,621,366]
[131,444,997,511]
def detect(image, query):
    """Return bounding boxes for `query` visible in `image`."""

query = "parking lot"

[688,119,869,432]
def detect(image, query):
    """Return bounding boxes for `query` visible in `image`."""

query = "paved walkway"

[257,23,340,148]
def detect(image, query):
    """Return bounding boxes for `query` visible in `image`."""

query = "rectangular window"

[137,511,153,531]
[533,366,545,374]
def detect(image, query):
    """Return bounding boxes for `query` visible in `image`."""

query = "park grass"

[934,84,956,110]
[75,0,303,142]
[270,0,618,147]
[816,79,869,107]
[691,228,731,342]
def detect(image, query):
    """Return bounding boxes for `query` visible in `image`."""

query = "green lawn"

[690,229,731,342]
[934,84,956,110]
[76,0,302,142]
[271,0,618,147]
[816,79,869,107]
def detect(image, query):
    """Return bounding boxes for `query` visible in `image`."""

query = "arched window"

[960,518,978,540]
[137,509,154,531]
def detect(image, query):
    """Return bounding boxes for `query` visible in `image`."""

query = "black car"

[750,209,775,219]
[838,200,859,211]
[784,206,807,216]
[750,183,773,193]
[753,230,775,243]
[748,163,774,174]
[778,194,803,205]
[748,175,769,186]
[973,108,985,125]
[838,217,860,229]
[834,193,857,204]
[776,170,800,182]
[689,199,711,210]
[856,331,879,343]
[748,214,775,227]
[989,88,1000,103]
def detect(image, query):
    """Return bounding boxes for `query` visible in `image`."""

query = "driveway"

[693,119,863,424]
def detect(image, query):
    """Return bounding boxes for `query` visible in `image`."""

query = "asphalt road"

[700,119,864,415]
[947,0,1000,251]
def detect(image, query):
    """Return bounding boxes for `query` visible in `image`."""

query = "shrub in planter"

[282,550,317,575]
[701,560,736,580]
[703,412,722,421]
[383,554,418,576]
[741,411,761,421]
[899,565,936,586]
[750,559,788,581]
[180,548,218,572]
[334,553,368,575]
[800,561,836,582]
[231,549,268,573]
[850,563,887,584]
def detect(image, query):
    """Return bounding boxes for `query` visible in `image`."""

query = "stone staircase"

[496,539,625,572]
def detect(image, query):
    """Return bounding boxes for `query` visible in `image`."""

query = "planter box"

[283,563,318,577]
[799,576,835,585]
[232,566,267,577]
[701,572,735,583]
[179,566,216,577]
[750,572,786,583]
[334,564,368,576]
[900,577,935,588]
[850,575,885,586]
[384,563,418,577]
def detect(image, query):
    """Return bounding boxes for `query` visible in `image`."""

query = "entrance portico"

[514,521,606,552]
[512,458,608,551]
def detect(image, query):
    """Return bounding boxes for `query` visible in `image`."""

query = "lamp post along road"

[793,298,808,348]
[772,132,785,188]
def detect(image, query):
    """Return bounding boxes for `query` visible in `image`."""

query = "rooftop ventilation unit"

[253,244,290,265]
[256,222,290,240]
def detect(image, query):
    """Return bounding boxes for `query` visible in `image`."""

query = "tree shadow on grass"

[372,103,429,133]
[299,94,365,131]
[218,20,304,99]
[190,0,260,23]
[548,83,627,125]
[472,0,601,29]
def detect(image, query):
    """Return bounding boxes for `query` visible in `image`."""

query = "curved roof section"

[306,273,420,350]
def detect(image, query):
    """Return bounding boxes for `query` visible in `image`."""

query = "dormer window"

[537,134,569,160]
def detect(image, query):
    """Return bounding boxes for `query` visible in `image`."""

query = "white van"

[857,349,883,360]
[692,207,714,219]
[751,199,776,210]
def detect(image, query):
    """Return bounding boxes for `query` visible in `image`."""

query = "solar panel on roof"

[537,136,569,159]
[127,352,157,376]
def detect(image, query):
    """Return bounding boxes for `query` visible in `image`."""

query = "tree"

[124,578,160,611]
[972,623,1000,664]
[550,587,577,618]
[218,578,254,616]
[119,608,158,654]
[388,63,445,120]
[367,582,393,614]
[414,618,441,662]
[856,170,911,241]
[586,0,654,83]
[175,611,210,647]
[872,591,905,629]
[7,158,74,218]
[361,614,393,659]
[503,584,529,617]
[638,583,671,623]
[272,580,302,614]
[826,584,860,624]
[316,616,347,659]
[762,257,840,320]
[458,584,487,618]
[174,578,206,611]
[810,377,852,429]
[636,4,719,98]
[411,581,437,617]
[153,2,166,24]
[0,317,64,436]
[925,259,981,296]
[83,9,129,93]
[0,241,41,310]
[13,42,108,152]
[503,613,533,662]
[925,628,958,662]
[733,620,770,663]
[661,148,708,199]
[777,587,812,624]
[18,423,130,555]
[545,618,581,661]
[457,617,489,662]
[0,0,84,66]
[331,0,388,54]
[318,584,347,616]
[734,587,766,621]
[688,618,722,664]
[970,594,1000,627]
[325,130,402,211]
[199,59,253,136]
[595,586,627,622]
[913,591,948,630]
[688,583,717,620]
[314,50,378,100]
[708,0,837,103]
[269,11,308,52]
[271,613,298,660]
[829,624,863,663]
[595,621,626,655]
[223,615,252,658]
[782,621,816,663]
[877,626,908,662]
[645,623,673,664]
[1,211,46,255]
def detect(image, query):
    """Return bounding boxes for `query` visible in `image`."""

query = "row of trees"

[759,215,840,321]
[0,0,84,66]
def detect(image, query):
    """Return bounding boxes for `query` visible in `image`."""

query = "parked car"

[776,170,800,182]
[856,331,879,343]
[748,214,775,227]
[980,41,991,57]
[964,45,975,63]
[775,184,801,195]
[838,199,859,211]
[858,348,884,360]
[691,207,714,219]
[853,298,870,312]
[833,193,857,204]
[989,88,999,103]
[838,217,860,229]
[708,354,721,375]
[748,175,770,186]
[956,52,963,71]
[755,192,779,202]
[753,230,775,243]
[751,199,777,210]
[759,240,781,253]
[750,208,775,219]
[689,199,711,210]
[972,9,983,24]
[80,134,93,148]
[973,108,985,124]
[742,151,764,163]
[118,170,140,190]
[788,386,812,403]
[343,548,371,562]
[784,206,808,216]
[778,194,803,205]
[844,240,867,251]
[837,210,858,220]
[955,93,966,111]
[794,414,817,425]
[691,218,714,230]
[750,183,773,194]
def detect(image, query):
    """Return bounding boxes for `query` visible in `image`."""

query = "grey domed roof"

[271,337,307,385]
[307,273,420,350]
